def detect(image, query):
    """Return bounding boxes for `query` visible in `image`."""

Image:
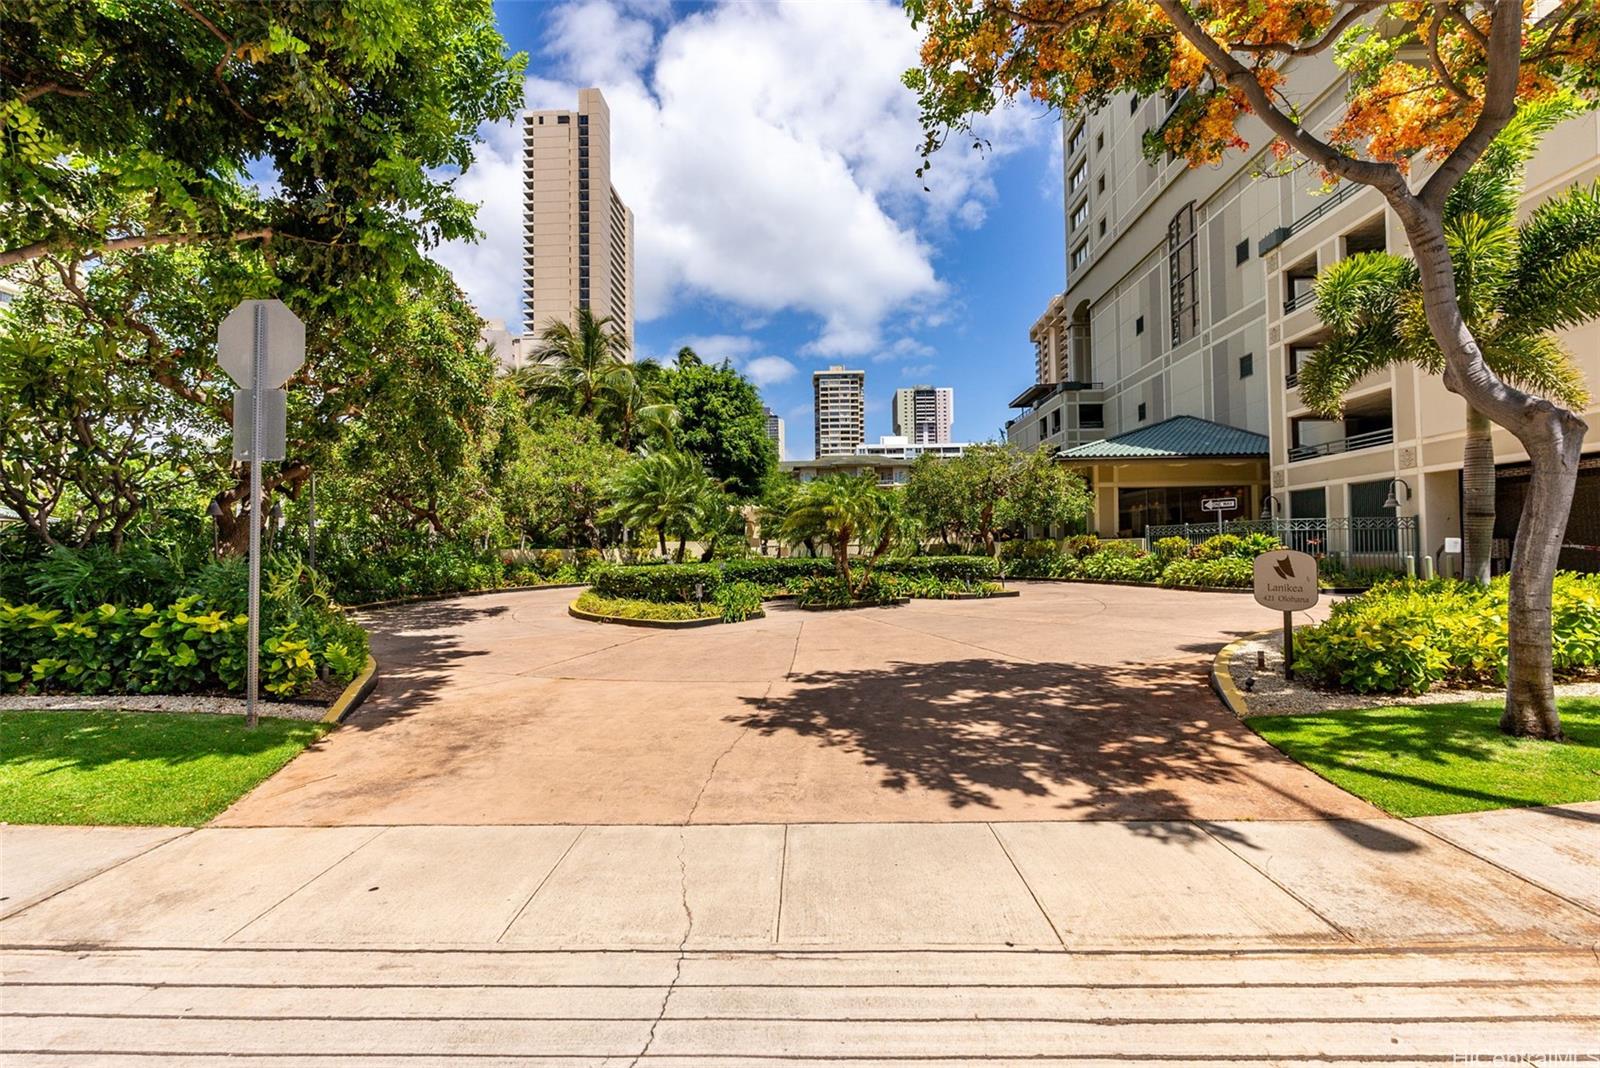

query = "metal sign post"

[1252,550,1320,681]
[218,300,304,729]
[1201,495,1239,535]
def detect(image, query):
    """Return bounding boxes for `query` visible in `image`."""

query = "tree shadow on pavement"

[730,656,1417,851]
[341,600,507,730]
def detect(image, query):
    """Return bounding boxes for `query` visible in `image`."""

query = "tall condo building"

[813,366,866,458]
[763,406,786,460]
[892,386,954,444]
[523,88,636,355]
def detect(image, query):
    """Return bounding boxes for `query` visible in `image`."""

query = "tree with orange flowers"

[906,0,1598,740]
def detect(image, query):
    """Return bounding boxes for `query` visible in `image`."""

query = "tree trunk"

[674,534,687,563]
[657,527,667,557]
[1392,193,1586,740]
[1501,417,1581,739]
[1461,404,1495,583]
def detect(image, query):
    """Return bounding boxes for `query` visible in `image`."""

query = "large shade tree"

[907,0,1598,738]
[2,0,523,279]
[1300,95,1597,583]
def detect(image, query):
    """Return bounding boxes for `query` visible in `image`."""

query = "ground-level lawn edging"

[566,602,758,628]
[797,598,912,612]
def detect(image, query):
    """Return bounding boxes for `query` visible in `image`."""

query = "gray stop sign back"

[217,299,305,388]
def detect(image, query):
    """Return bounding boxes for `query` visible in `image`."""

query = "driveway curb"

[567,603,757,628]
[321,655,379,724]
[347,583,587,612]
[1210,630,1282,719]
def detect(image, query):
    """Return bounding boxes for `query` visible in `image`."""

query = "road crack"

[628,827,693,1066]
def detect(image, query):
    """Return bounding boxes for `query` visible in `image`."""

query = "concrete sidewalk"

[4,810,1598,1063]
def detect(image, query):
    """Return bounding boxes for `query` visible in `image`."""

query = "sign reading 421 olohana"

[1252,550,1319,612]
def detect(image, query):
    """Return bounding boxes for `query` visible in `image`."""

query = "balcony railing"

[1284,288,1317,314]
[1285,370,1300,389]
[1287,426,1394,462]
[1258,180,1363,255]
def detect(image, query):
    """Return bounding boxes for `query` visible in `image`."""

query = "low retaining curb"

[321,654,380,724]
[938,589,1021,600]
[567,603,764,628]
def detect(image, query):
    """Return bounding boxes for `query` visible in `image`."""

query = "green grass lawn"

[1247,698,1600,817]
[0,711,329,826]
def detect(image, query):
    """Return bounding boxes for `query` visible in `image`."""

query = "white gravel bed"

[0,694,328,721]
[1227,632,1600,716]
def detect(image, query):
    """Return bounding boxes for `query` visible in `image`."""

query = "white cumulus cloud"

[744,355,798,388]
[435,0,1047,356]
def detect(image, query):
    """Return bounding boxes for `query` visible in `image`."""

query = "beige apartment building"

[814,366,866,457]
[523,88,636,355]
[1008,52,1600,574]
[893,385,955,444]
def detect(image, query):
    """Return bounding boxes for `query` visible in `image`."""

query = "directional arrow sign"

[218,299,305,388]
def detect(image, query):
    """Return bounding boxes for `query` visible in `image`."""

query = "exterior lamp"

[1382,478,1411,510]
[206,499,225,554]
[1260,494,1280,519]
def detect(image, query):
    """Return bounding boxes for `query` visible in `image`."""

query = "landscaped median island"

[1224,574,1600,816]
[572,555,1011,621]
[0,710,329,825]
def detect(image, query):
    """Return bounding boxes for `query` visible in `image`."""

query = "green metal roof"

[1059,415,1268,460]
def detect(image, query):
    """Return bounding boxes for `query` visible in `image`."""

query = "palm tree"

[600,358,678,452]
[780,475,898,594]
[603,449,718,562]
[1300,94,1597,583]
[515,308,630,418]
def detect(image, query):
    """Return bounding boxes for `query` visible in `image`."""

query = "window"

[1080,403,1104,428]
[1130,95,1140,114]
[1071,199,1089,230]
[1068,122,1087,155]
[1167,201,1200,346]
[1235,239,1250,266]
[1135,315,1144,335]
[557,115,570,124]
[1051,409,1061,433]
[1097,174,1106,194]
[1137,402,1147,421]
[1239,353,1254,379]
[1069,163,1087,192]
[1350,479,1400,551]
[1098,218,1106,236]
[1071,242,1090,270]
[1096,131,1104,152]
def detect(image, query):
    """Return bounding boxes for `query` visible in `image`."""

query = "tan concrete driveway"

[217,582,1372,825]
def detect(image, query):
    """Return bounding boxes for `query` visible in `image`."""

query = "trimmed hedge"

[722,557,833,592]
[879,556,999,582]
[589,563,723,602]
[572,590,721,622]
[1157,556,1254,588]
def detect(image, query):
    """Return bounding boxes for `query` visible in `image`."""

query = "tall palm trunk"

[1461,404,1496,583]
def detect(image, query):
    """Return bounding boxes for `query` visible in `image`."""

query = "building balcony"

[1287,426,1394,462]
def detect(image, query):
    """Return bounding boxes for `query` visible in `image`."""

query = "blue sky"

[436,0,1068,456]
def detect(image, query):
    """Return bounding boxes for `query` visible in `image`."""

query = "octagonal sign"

[217,299,304,388]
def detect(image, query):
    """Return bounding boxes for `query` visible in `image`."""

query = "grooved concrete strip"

[0,826,186,920]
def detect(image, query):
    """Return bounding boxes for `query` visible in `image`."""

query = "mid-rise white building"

[813,366,866,458]
[523,88,636,355]
[893,386,954,444]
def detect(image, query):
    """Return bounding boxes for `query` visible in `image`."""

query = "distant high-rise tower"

[813,366,866,458]
[523,88,636,355]
[892,386,954,444]
[763,406,786,459]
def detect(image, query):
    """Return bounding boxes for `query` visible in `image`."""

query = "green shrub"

[714,581,765,622]
[1288,575,1600,695]
[1077,549,1163,582]
[1153,536,1191,563]
[1064,534,1101,559]
[722,557,833,594]
[589,563,723,602]
[0,592,367,700]
[792,573,904,607]
[879,556,999,582]
[1190,532,1283,561]
[1158,556,1254,588]
[572,590,720,621]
